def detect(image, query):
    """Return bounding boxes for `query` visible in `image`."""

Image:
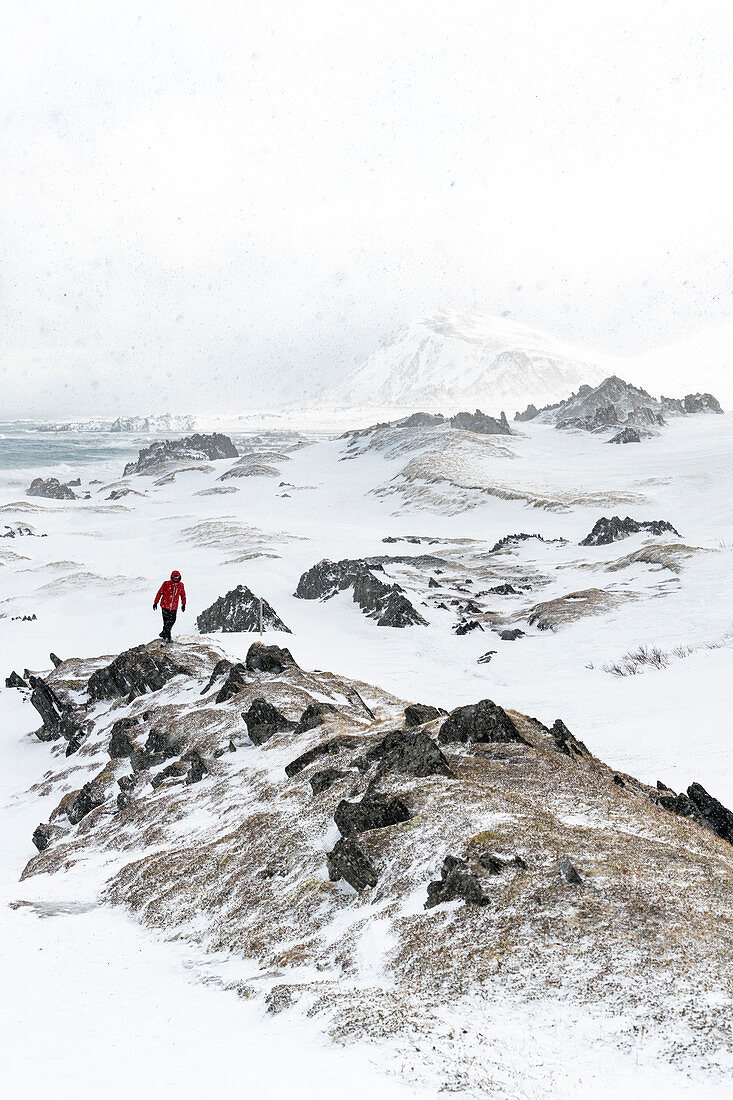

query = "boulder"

[334,795,410,837]
[108,717,142,758]
[498,629,525,641]
[5,671,27,689]
[124,432,238,476]
[28,675,82,743]
[310,768,348,794]
[425,855,489,909]
[27,477,77,500]
[285,736,361,778]
[327,837,379,892]
[183,749,207,785]
[196,585,291,634]
[201,658,234,695]
[404,703,442,727]
[558,859,583,885]
[87,645,187,702]
[214,663,248,703]
[294,702,338,734]
[66,783,105,825]
[438,699,527,746]
[580,516,680,546]
[32,823,53,851]
[364,729,452,779]
[49,652,63,668]
[607,427,641,444]
[245,643,297,674]
[242,699,295,745]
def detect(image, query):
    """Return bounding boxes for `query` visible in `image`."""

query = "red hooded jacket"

[155,573,186,611]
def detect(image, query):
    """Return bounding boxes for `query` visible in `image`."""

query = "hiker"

[153,570,186,641]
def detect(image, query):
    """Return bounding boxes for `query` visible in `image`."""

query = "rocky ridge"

[16,636,733,1093]
[123,433,238,476]
[196,585,291,634]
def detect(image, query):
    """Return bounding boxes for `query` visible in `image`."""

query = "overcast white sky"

[1,1,732,417]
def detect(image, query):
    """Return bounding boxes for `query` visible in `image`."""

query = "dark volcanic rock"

[294,702,338,734]
[27,477,77,500]
[488,583,520,595]
[364,729,452,779]
[243,698,295,745]
[558,859,583,885]
[425,855,489,909]
[49,652,63,668]
[666,783,733,846]
[29,675,82,743]
[285,736,361,778]
[550,718,591,762]
[108,717,142,758]
[5,671,27,688]
[183,750,207,785]
[449,409,512,436]
[214,664,249,704]
[67,783,105,825]
[580,516,680,546]
[477,651,497,664]
[607,427,642,444]
[196,585,291,634]
[334,795,410,837]
[151,761,189,789]
[498,629,525,641]
[404,703,442,727]
[310,768,348,794]
[245,642,297,674]
[32,823,53,851]
[454,619,484,635]
[295,557,427,628]
[123,432,238,475]
[491,532,566,553]
[327,838,378,891]
[201,658,234,695]
[438,699,526,746]
[88,645,187,702]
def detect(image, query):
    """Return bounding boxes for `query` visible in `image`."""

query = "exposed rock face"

[404,703,442,727]
[214,664,247,703]
[549,718,591,762]
[29,676,82,743]
[558,859,583,885]
[310,768,348,794]
[49,652,63,668]
[454,619,484,635]
[245,643,296,674]
[327,838,379,891]
[515,376,723,434]
[5,671,27,688]
[242,698,295,745]
[425,855,489,909]
[438,699,527,745]
[66,783,105,825]
[449,409,512,435]
[285,736,361,778]
[491,532,566,553]
[196,585,291,634]
[87,645,188,702]
[108,717,142,758]
[580,516,680,546]
[123,433,238,475]
[498,628,525,641]
[201,658,234,696]
[294,702,338,733]
[295,558,427,628]
[363,729,452,779]
[334,795,410,837]
[27,477,77,500]
[657,782,733,846]
[607,426,641,444]
[32,823,54,852]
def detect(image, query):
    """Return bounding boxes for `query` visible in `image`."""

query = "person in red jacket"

[153,570,186,641]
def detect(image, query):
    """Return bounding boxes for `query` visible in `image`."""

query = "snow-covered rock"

[123,433,238,476]
[196,585,291,634]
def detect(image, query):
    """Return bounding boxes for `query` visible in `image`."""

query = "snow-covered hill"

[326,311,614,414]
[323,311,733,415]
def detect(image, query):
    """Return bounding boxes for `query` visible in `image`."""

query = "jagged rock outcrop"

[29,675,83,744]
[214,663,247,703]
[498,628,525,641]
[87,645,188,702]
[27,477,77,500]
[362,729,452,779]
[425,855,489,909]
[285,736,361,778]
[5,671,27,688]
[515,376,723,435]
[491,532,566,553]
[294,701,338,733]
[2,523,45,538]
[245,642,297,674]
[295,557,427,628]
[656,781,733,846]
[449,409,512,435]
[196,585,291,634]
[334,794,411,837]
[108,717,142,758]
[49,652,63,668]
[607,426,642,444]
[242,699,295,745]
[123,433,238,475]
[438,699,527,745]
[327,838,379,891]
[404,703,442,727]
[580,516,680,546]
[549,718,591,762]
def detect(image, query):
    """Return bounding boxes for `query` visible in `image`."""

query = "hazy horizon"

[2,1,733,418]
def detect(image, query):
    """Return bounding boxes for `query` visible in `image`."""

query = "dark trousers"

[160,608,177,640]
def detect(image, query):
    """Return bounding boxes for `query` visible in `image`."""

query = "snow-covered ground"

[2,412,732,1097]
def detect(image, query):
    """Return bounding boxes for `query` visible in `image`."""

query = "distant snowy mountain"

[323,311,733,415]
[325,311,615,414]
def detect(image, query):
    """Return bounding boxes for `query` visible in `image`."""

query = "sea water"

[0,426,150,490]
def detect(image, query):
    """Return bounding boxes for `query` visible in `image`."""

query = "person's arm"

[153,583,165,610]
[180,583,186,611]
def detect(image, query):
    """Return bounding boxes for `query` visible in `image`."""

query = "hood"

[170,571,181,582]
